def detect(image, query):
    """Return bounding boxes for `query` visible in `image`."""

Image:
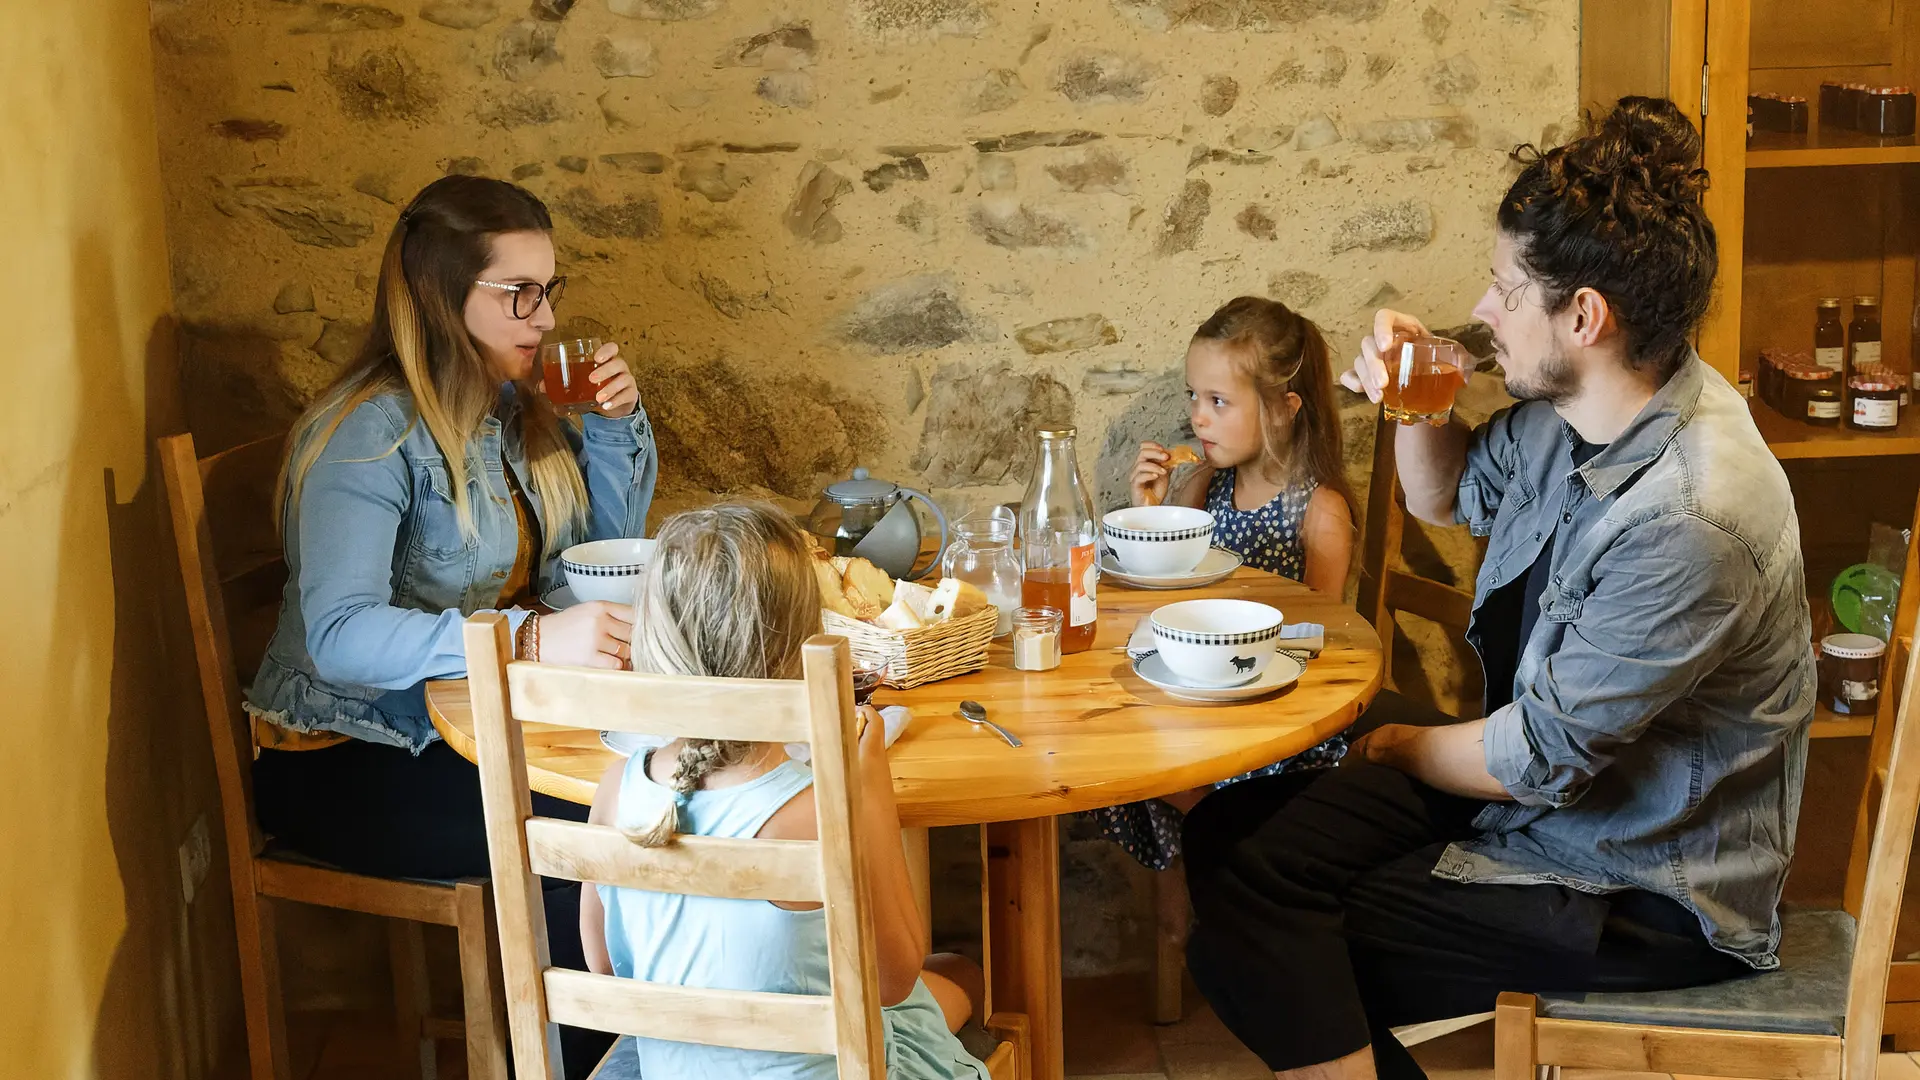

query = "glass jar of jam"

[1820,633,1886,715]
[1848,376,1900,430]
[1784,362,1841,424]
[1809,387,1844,426]
[1861,88,1917,137]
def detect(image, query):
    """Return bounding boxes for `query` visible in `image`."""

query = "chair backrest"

[1843,489,1920,914]
[159,431,290,861]
[462,614,887,1080]
[1840,627,1920,1077]
[1355,410,1480,711]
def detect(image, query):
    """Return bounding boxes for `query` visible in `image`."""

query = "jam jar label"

[1854,396,1899,428]
[1842,677,1879,702]
[1809,398,1844,420]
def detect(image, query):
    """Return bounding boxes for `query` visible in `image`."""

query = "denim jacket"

[1428,354,1814,969]
[245,387,657,752]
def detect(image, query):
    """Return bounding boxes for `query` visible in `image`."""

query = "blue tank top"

[1204,467,1317,580]
[599,751,988,1079]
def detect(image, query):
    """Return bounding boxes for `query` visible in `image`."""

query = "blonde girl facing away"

[247,175,655,1077]
[580,503,990,1080]
[1094,296,1357,872]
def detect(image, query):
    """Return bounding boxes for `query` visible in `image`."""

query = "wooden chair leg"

[236,889,294,1080]
[1493,993,1539,1080]
[456,881,510,1080]
[388,920,435,1080]
[1153,864,1189,1025]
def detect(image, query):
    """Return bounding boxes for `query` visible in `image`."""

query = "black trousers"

[255,739,616,1079]
[1182,760,1751,1079]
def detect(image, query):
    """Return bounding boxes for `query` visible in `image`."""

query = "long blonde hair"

[623,503,824,846]
[281,175,589,557]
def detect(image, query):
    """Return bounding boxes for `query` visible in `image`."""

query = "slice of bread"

[1165,444,1204,468]
[893,580,937,621]
[813,557,860,619]
[842,557,896,612]
[873,593,925,631]
[925,579,990,622]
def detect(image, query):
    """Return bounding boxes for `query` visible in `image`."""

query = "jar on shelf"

[1847,373,1900,431]
[1861,88,1917,137]
[1814,298,1846,374]
[1781,357,1840,424]
[1809,387,1844,427]
[1820,633,1886,716]
[1851,296,1884,376]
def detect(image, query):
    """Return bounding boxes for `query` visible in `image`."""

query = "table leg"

[902,826,932,939]
[985,816,1062,1080]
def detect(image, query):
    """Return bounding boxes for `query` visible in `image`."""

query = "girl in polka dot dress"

[1093,296,1356,870]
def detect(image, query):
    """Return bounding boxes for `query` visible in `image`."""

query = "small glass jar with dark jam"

[1820,634,1886,716]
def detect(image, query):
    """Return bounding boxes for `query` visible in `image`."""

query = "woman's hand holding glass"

[587,342,638,419]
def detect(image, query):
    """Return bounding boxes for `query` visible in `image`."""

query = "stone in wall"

[974,155,1015,192]
[592,36,656,77]
[1428,54,1479,104]
[212,118,288,141]
[1365,53,1395,82]
[1354,116,1475,153]
[555,155,589,173]
[970,130,1103,153]
[274,282,317,314]
[289,4,405,34]
[600,151,666,172]
[216,179,375,248]
[1236,204,1276,240]
[419,0,502,28]
[961,68,1024,114]
[840,273,995,354]
[533,0,576,17]
[1015,315,1118,355]
[607,0,721,20]
[865,157,930,192]
[1095,368,1190,511]
[1053,51,1156,104]
[1153,179,1210,256]
[676,158,746,201]
[326,47,439,122]
[1329,200,1432,254]
[1270,269,1330,310]
[1199,74,1239,116]
[313,319,370,366]
[1294,113,1341,150]
[1229,124,1293,150]
[1112,0,1388,31]
[785,162,853,243]
[757,72,816,109]
[494,20,561,81]
[968,202,1091,252]
[1422,5,1449,43]
[443,155,488,175]
[1082,366,1152,395]
[1046,147,1130,195]
[549,187,661,239]
[848,0,992,40]
[895,199,938,237]
[719,23,816,69]
[476,89,567,128]
[911,364,1073,486]
[639,355,877,498]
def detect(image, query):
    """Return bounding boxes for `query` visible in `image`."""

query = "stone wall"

[150,0,1576,526]
[147,0,1577,981]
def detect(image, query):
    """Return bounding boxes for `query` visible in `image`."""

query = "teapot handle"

[898,487,949,581]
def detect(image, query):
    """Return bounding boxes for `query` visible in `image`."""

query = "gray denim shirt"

[245,387,657,752]
[1429,354,1815,969]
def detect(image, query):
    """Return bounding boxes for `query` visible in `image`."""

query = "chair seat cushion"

[1537,909,1855,1036]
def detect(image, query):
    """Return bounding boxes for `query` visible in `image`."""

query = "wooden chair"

[1492,635,1920,1080]
[159,432,507,1080]
[1356,409,1479,701]
[461,614,1027,1079]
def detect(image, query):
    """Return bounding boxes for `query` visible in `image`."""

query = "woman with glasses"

[246,175,652,1078]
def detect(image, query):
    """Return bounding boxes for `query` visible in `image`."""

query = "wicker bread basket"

[820,603,1000,689]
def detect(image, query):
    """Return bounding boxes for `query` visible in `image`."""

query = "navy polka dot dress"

[1084,466,1348,872]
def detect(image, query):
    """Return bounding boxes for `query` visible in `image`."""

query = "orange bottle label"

[1069,543,1096,627]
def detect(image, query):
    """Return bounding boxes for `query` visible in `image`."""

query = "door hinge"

[1700,63,1710,118]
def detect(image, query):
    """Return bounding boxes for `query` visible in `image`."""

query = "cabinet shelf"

[1752,399,1920,460]
[1747,130,1920,169]
[1813,703,1874,738]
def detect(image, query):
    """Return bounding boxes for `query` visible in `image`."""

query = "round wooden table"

[427,569,1381,1080]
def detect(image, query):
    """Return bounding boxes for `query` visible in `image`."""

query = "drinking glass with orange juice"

[1380,335,1469,425]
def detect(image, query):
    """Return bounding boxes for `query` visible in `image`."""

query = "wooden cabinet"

[1583,0,1920,742]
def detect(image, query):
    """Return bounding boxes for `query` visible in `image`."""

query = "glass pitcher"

[942,506,1022,638]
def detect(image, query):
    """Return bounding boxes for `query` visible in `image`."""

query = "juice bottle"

[1019,427,1098,654]
[1814,298,1845,373]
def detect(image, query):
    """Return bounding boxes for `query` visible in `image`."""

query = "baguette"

[1165,444,1204,469]
[813,557,860,618]
[925,578,990,622]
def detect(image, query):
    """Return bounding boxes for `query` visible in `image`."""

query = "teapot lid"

[824,467,899,505]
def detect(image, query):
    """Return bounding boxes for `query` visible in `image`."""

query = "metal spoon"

[959,700,1022,748]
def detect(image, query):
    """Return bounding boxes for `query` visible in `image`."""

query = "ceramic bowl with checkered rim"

[1102,505,1214,577]
[1149,598,1283,687]
[560,538,655,605]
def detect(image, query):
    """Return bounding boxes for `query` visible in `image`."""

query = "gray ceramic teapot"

[806,468,949,581]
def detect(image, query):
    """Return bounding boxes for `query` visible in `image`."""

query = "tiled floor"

[275,979,1920,1080]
